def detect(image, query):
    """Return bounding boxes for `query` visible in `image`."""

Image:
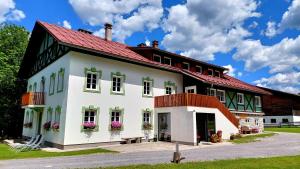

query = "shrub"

[143,122,152,130]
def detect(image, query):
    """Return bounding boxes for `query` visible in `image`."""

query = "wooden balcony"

[21,92,45,108]
[155,93,239,127]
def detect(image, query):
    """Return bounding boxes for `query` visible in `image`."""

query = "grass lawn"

[98,155,300,169]
[265,127,300,133]
[0,143,114,160]
[229,133,276,144]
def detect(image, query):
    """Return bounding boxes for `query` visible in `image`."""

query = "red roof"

[38,21,270,95]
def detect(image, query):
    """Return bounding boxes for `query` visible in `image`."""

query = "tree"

[0,24,29,139]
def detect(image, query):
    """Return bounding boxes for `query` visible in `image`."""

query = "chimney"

[152,40,159,48]
[104,23,112,41]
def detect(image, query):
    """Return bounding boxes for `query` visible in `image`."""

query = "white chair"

[19,135,43,152]
[10,136,36,150]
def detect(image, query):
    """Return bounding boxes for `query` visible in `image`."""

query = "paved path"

[1,133,300,169]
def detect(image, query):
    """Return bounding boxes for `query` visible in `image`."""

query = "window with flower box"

[44,107,52,131]
[142,109,152,130]
[109,107,124,131]
[52,106,61,131]
[81,106,99,132]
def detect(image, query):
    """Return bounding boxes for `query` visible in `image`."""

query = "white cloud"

[248,21,258,29]
[145,39,151,46]
[254,72,300,94]
[69,0,163,42]
[279,0,300,31]
[223,65,236,77]
[264,21,277,37]
[161,0,260,61]
[62,20,72,29]
[237,72,243,77]
[0,0,25,23]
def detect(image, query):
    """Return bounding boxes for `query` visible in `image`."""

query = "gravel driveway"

[1,132,300,169]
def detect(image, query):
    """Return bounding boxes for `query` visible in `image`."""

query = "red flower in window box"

[52,122,60,130]
[43,121,51,130]
[111,121,122,131]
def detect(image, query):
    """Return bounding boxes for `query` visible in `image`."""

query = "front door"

[196,113,216,143]
[185,86,197,94]
[158,113,171,141]
[36,111,43,135]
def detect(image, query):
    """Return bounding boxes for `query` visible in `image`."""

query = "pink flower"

[52,122,59,130]
[83,122,96,129]
[111,121,122,130]
[43,121,51,130]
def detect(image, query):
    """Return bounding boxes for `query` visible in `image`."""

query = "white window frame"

[143,112,151,123]
[196,66,202,73]
[153,55,161,63]
[182,62,190,70]
[111,111,121,122]
[143,80,153,96]
[215,70,220,77]
[164,57,172,65]
[185,86,197,94]
[112,75,124,94]
[255,96,261,107]
[49,74,55,95]
[85,71,99,91]
[208,69,214,76]
[237,93,244,105]
[207,88,216,96]
[165,86,174,95]
[216,90,226,103]
[57,69,64,92]
[84,109,96,123]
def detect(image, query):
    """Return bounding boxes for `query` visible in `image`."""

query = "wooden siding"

[21,92,45,106]
[154,93,239,127]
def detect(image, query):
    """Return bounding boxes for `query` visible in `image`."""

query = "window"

[185,86,197,94]
[84,109,96,123]
[84,67,101,92]
[30,111,34,123]
[47,107,53,122]
[57,68,65,92]
[271,119,276,123]
[263,119,265,123]
[25,111,30,123]
[49,73,56,95]
[111,72,125,95]
[215,71,220,77]
[245,118,250,123]
[111,111,120,122]
[282,118,289,123]
[54,106,61,123]
[33,82,37,92]
[208,69,214,76]
[143,112,151,123]
[164,57,172,65]
[40,77,45,92]
[182,62,190,70]
[164,81,176,95]
[216,90,225,103]
[255,119,259,126]
[142,77,153,97]
[109,107,124,131]
[255,96,261,107]
[207,88,216,96]
[28,84,32,92]
[153,55,161,63]
[237,93,244,105]
[195,66,202,73]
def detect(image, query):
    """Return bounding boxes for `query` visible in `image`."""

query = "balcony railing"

[21,92,45,107]
[155,93,239,127]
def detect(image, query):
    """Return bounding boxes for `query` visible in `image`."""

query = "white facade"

[264,115,300,125]
[155,106,239,145]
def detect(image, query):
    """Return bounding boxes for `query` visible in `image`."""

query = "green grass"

[0,144,114,160]
[265,127,300,133]
[229,133,276,144]
[98,155,300,169]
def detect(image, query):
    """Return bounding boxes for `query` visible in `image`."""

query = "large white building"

[19,21,270,149]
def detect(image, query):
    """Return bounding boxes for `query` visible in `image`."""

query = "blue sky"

[2,0,300,94]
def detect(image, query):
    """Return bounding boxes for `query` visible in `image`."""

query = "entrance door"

[158,113,171,141]
[196,113,215,143]
[185,86,197,94]
[36,111,43,135]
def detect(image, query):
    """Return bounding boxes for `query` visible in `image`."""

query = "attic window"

[182,62,190,70]
[215,71,220,77]
[153,55,161,63]
[208,69,214,76]
[164,57,172,65]
[196,66,202,73]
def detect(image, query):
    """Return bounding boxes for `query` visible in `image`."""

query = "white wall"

[155,106,239,145]
[64,51,183,145]
[264,115,300,124]
[23,54,71,145]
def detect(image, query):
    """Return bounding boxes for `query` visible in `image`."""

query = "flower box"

[52,122,60,131]
[142,122,152,130]
[83,122,96,131]
[23,122,32,128]
[43,121,51,130]
[111,121,122,131]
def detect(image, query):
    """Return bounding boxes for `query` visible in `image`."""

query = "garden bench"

[122,137,143,144]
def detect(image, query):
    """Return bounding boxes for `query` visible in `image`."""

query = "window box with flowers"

[43,121,51,130]
[109,107,124,132]
[52,122,60,131]
[44,107,53,131]
[23,110,33,128]
[81,106,99,132]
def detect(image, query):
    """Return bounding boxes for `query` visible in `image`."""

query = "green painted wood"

[226,91,237,110]
[245,94,254,112]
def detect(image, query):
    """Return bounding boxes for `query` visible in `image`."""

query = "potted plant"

[143,122,152,130]
[83,122,96,130]
[43,121,51,130]
[210,134,219,143]
[111,121,122,131]
[52,122,59,131]
[217,130,222,142]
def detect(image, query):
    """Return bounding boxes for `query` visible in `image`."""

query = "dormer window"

[164,57,172,66]
[195,66,202,73]
[208,69,214,76]
[153,55,161,63]
[182,62,190,70]
[215,71,220,78]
